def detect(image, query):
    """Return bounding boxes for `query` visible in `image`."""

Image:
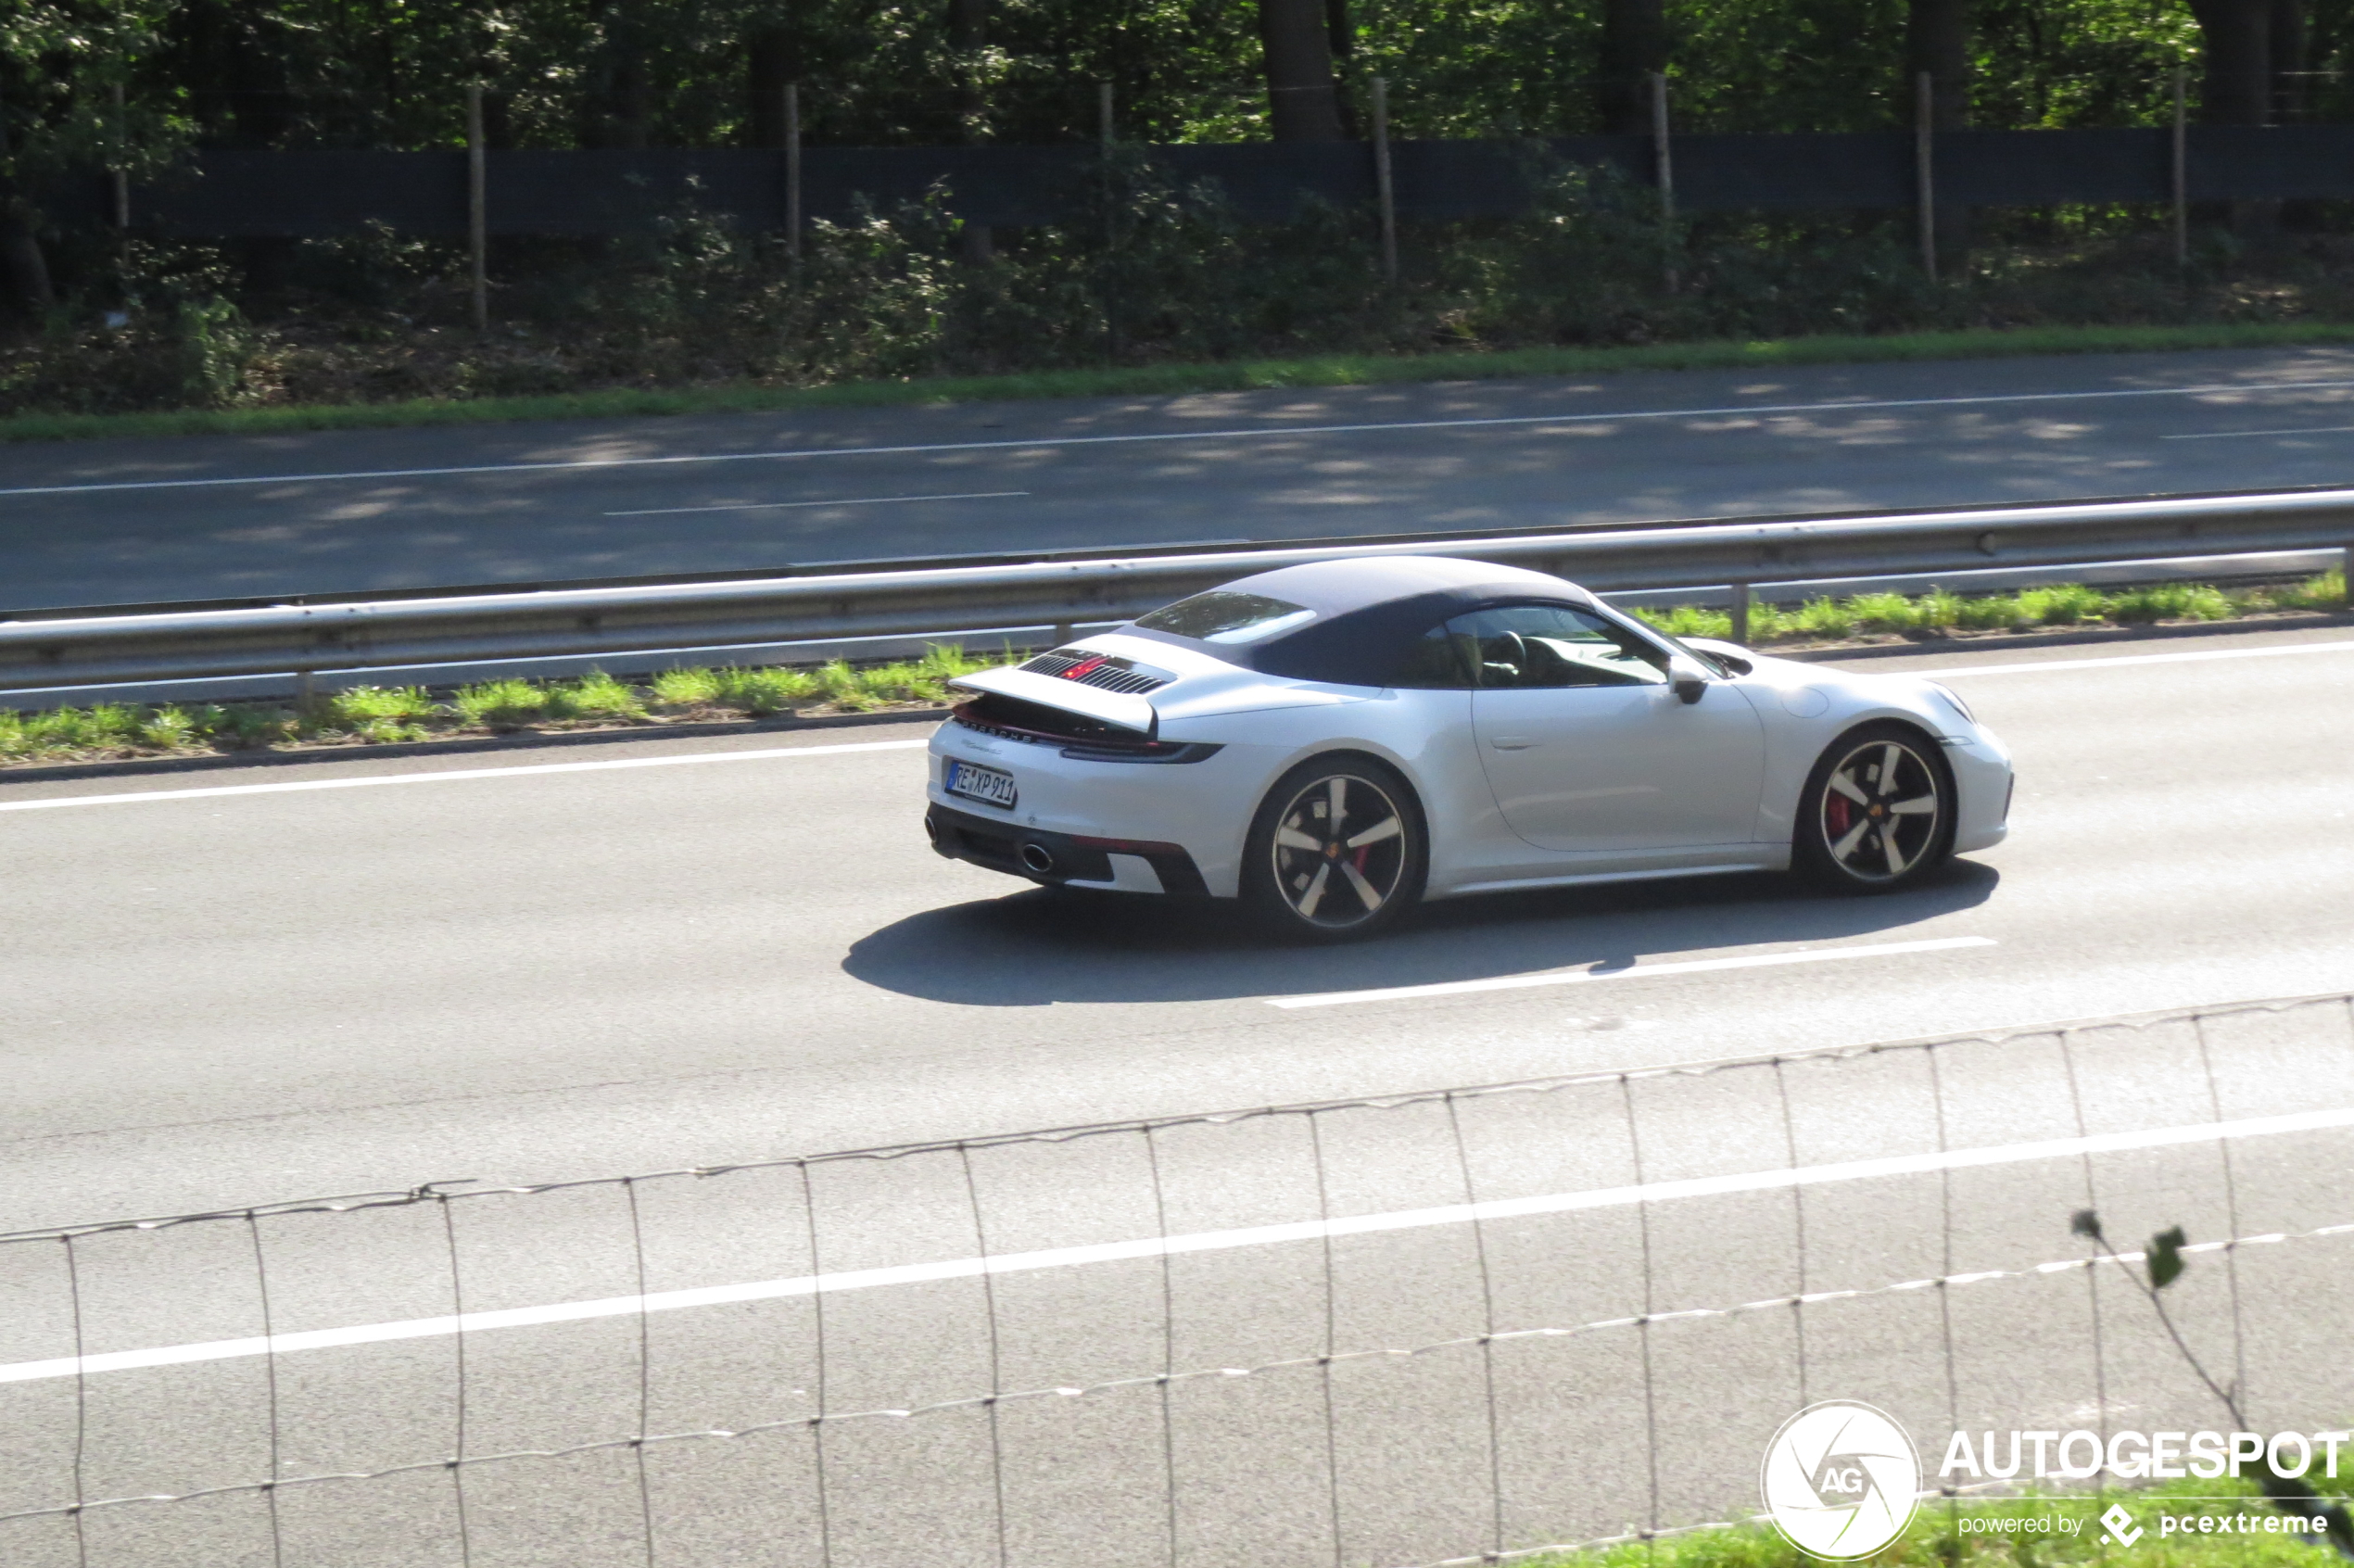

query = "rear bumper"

[925,802,1210,896]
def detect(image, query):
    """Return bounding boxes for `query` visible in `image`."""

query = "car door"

[1459,602,1767,854]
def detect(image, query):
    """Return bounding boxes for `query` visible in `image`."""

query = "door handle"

[1488,735,1538,750]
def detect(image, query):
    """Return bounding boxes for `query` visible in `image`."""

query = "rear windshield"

[1133,591,1314,644]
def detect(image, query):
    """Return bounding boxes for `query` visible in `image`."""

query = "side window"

[1454,604,1669,689]
[1392,621,1477,688]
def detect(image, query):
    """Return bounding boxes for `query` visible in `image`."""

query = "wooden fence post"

[109,82,130,229]
[785,82,803,260]
[2171,67,2189,268]
[1372,75,1398,285]
[465,84,487,332]
[1650,72,1676,292]
[1915,71,1938,284]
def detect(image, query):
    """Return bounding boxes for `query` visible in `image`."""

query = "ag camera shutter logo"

[1761,1401,1922,1559]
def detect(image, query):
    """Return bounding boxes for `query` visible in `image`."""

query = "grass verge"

[1533,1476,2353,1568]
[1,573,2343,770]
[0,644,997,768]
[6,321,2354,445]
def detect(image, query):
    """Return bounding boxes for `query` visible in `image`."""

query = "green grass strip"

[9,321,2354,445]
[1527,1476,2350,1568]
[2,575,2341,769]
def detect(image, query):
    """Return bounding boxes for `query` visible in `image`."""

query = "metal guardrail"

[3,489,2350,694]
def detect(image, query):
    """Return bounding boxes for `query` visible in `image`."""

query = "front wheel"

[1243,755,1427,941]
[1792,724,1955,893]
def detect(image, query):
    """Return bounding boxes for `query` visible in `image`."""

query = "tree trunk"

[948,0,993,261]
[2189,0,2272,125]
[746,26,793,147]
[1594,0,1666,133]
[0,84,52,316]
[1906,0,1971,258]
[1259,0,1345,141]
[2271,0,2310,120]
[2187,0,2281,234]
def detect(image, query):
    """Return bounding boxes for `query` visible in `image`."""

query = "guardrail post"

[1728,581,1752,645]
[1051,622,1075,649]
[2343,543,2353,610]
[295,667,318,714]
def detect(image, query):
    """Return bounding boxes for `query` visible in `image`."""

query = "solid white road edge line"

[5,1096,2347,1387]
[1265,935,1994,1008]
[1927,638,2354,678]
[8,377,2354,497]
[0,738,930,812]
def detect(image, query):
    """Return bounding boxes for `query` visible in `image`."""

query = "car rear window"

[1134,591,1314,643]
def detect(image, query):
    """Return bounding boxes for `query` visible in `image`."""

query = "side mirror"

[1667,656,1710,704]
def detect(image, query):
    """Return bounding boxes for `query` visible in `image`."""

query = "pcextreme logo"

[1761,1401,1923,1560]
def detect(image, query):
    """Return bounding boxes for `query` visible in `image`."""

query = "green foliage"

[711,665,818,715]
[2017,584,2112,625]
[2109,582,2235,623]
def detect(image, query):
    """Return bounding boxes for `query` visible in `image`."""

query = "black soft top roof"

[1123,556,1601,685]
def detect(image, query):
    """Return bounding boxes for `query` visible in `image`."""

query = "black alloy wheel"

[1794,724,1954,892]
[1245,755,1426,940]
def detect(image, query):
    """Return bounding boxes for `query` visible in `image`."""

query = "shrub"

[2110,582,2234,623]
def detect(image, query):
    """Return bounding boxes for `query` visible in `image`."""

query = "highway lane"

[14,346,2354,610]
[4,623,2352,1565]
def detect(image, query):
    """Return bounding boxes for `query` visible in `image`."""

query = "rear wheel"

[1243,755,1426,941]
[1793,724,1955,893]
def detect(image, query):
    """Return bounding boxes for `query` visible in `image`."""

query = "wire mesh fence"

[3,990,2351,1568]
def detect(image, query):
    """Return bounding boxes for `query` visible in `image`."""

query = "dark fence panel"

[106,125,2354,239]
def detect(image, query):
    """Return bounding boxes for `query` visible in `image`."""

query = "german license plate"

[944,758,1017,810]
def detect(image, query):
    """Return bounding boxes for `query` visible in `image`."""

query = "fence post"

[785,82,803,260]
[1100,82,1119,361]
[1728,581,1752,645]
[2171,67,2189,269]
[1650,72,1676,292]
[108,82,130,229]
[1372,76,1399,285]
[465,84,487,332]
[1915,71,1938,284]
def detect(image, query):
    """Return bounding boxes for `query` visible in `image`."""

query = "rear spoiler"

[947,666,1157,736]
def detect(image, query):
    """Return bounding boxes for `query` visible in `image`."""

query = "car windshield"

[1134,591,1316,644]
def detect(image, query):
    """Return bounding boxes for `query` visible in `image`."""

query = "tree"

[1259,0,1345,140]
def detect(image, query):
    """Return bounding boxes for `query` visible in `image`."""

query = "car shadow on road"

[842,860,2001,1007]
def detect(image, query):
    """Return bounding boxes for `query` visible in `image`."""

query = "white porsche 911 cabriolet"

[924,556,2012,939]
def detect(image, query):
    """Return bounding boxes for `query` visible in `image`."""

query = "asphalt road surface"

[3,622,2352,1567]
[16,346,2354,612]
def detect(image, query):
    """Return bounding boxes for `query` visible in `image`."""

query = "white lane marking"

[603,489,1028,517]
[9,378,2354,498]
[1926,639,2354,678]
[2163,424,2354,439]
[0,738,930,812]
[5,1097,2347,1387]
[1265,935,1993,1008]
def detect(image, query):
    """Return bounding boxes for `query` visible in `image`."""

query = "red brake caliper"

[1827,785,1851,838]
